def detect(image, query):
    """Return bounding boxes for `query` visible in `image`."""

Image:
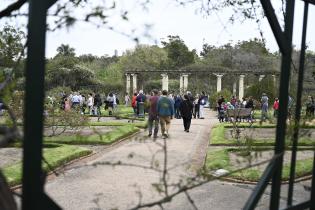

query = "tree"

[0,25,25,67]
[119,44,168,71]
[46,55,98,90]
[161,35,196,69]
[200,43,215,57]
[56,44,76,57]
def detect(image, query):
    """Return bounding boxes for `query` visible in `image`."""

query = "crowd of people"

[216,95,254,123]
[216,93,315,123]
[58,92,120,116]
[130,90,208,120]
[128,89,208,139]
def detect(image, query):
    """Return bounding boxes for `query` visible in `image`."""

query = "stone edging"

[218,174,313,185]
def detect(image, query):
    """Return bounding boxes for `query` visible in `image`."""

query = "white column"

[215,74,223,92]
[161,73,169,91]
[179,75,184,95]
[272,74,277,88]
[131,73,137,93]
[126,74,131,94]
[233,81,237,96]
[259,75,265,82]
[183,74,189,92]
[239,75,245,100]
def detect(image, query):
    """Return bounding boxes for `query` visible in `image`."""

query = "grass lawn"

[45,125,140,145]
[210,124,315,146]
[2,144,92,186]
[205,148,314,182]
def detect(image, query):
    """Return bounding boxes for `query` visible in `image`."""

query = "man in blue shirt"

[157,90,174,139]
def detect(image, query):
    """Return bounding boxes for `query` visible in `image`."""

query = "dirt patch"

[229,150,314,172]
[89,117,143,123]
[225,128,315,140]
[0,148,22,168]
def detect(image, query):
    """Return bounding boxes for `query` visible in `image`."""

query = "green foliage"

[46,55,99,90]
[143,80,161,92]
[56,44,76,57]
[0,25,25,67]
[209,89,232,108]
[210,124,315,146]
[168,79,180,94]
[119,44,168,70]
[245,76,276,104]
[161,35,195,69]
[205,149,230,170]
[205,148,314,182]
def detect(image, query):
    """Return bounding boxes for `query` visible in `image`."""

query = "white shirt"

[87,97,94,106]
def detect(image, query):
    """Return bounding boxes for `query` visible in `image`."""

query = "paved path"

[45,110,216,210]
[44,110,311,210]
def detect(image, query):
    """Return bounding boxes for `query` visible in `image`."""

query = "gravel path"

[0,148,22,168]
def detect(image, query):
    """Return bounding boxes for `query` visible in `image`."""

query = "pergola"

[125,68,279,99]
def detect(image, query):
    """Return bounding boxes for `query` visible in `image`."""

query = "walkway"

[45,110,215,209]
[44,110,311,210]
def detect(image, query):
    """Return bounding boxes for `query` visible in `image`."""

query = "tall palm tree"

[56,44,75,57]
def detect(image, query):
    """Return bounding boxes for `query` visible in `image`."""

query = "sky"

[2,0,315,58]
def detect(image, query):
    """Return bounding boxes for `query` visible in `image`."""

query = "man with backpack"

[157,90,174,139]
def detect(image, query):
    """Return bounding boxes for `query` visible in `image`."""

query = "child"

[218,105,225,123]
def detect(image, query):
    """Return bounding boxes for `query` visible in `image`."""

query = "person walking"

[94,93,102,116]
[157,90,174,139]
[198,91,207,119]
[193,94,200,119]
[245,96,254,122]
[106,93,115,115]
[124,93,130,107]
[71,92,81,110]
[261,93,269,122]
[136,90,146,117]
[131,92,138,116]
[217,95,225,116]
[179,94,194,132]
[174,94,182,119]
[273,98,279,118]
[87,93,94,115]
[148,89,160,139]
[64,96,71,112]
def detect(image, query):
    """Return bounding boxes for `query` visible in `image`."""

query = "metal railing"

[6,0,315,209]
[244,0,315,210]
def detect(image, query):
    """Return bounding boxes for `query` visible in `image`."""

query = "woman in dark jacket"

[179,94,194,132]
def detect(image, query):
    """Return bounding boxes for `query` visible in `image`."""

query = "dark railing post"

[311,151,315,210]
[287,1,309,206]
[270,0,295,209]
[22,0,48,209]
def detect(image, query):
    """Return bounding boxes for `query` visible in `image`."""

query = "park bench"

[227,108,253,140]
[227,108,252,121]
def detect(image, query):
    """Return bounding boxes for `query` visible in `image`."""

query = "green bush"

[209,89,232,108]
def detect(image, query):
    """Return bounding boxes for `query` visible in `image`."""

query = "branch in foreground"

[0,0,27,18]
